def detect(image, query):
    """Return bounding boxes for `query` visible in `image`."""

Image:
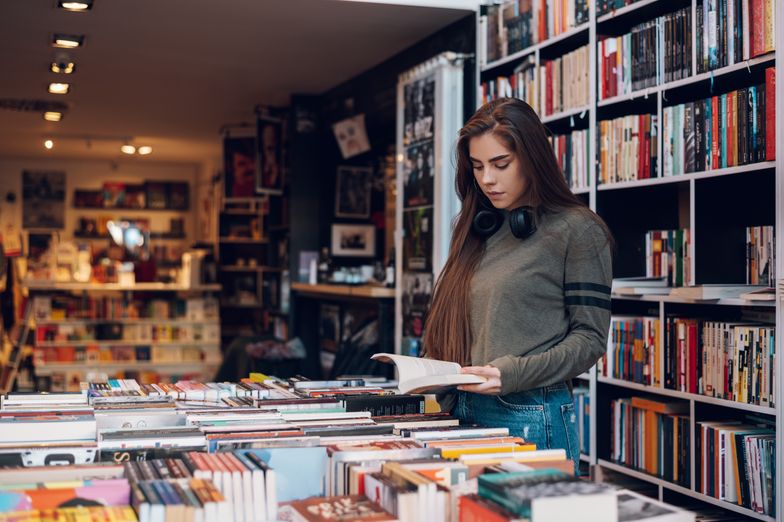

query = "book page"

[370,354,461,381]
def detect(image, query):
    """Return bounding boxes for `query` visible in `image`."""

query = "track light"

[58,0,93,11]
[52,34,84,49]
[48,82,70,94]
[44,112,63,122]
[137,146,152,155]
[121,145,136,155]
[44,140,54,149]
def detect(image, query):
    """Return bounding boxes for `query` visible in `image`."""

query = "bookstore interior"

[0,0,781,520]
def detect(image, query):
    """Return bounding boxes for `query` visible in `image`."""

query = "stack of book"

[695,0,775,72]
[604,316,661,386]
[746,225,776,286]
[645,229,691,287]
[32,295,219,323]
[598,7,692,100]
[662,68,776,177]
[696,419,775,516]
[539,45,589,117]
[550,129,589,192]
[481,55,537,107]
[610,397,690,486]
[483,0,590,64]
[598,114,658,184]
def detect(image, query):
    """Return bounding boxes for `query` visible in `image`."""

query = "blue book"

[238,447,327,502]
[705,96,712,169]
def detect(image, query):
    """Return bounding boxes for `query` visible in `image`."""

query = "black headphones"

[472,198,537,240]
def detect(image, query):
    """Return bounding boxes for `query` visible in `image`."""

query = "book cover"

[402,208,432,273]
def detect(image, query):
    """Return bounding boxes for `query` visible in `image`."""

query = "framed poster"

[335,166,372,219]
[331,224,375,257]
[22,170,65,229]
[395,52,464,355]
[256,116,283,194]
[223,136,257,198]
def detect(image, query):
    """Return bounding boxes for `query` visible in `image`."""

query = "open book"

[370,353,486,394]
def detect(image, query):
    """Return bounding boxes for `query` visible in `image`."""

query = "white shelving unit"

[477,1,782,519]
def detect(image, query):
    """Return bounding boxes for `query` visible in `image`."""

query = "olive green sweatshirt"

[471,207,612,396]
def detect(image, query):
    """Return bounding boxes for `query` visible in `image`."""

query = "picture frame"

[256,116,284,195]
[22,170,65,229]
[223,135,258,198]
[331,224,375,257]
[334,166,371,219]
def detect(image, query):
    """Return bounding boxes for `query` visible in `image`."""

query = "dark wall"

[288,13,476,277]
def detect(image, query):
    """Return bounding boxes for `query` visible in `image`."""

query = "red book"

[711,96,719,169]
[460,495,516,522]
[750,0,765,57]
[727,92,735,167]
[688,321,698,394]
[766,67,776,160]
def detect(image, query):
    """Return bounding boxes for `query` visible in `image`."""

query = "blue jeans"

[454,382,580,474]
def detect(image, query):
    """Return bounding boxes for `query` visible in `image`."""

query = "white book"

[612,277,668,289]
[370,354,485,394]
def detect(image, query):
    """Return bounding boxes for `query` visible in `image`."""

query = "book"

[616,489,695,521]
[285,495,396,521]
[370,354,486,394]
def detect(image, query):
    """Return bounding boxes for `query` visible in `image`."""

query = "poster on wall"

[332,114,371,159]
[401,272,433,338]
[335,166,372,218]
[403,76,435,147]
[223,136,257,198]
[22,170,65,229]
[403,141,434,208]
[402,207,432,272]
[256,116,283,194]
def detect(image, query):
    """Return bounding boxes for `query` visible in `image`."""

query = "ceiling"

[0,0,473,165]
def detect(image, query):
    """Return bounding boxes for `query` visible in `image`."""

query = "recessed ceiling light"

[52,34,84,49]
[58,0,93,11]
[44,112,63,122]
[44,140,54,150]
[48,82,70,94]
[51,62,75,74]
[121,145,136,155]
[137,146,152,155]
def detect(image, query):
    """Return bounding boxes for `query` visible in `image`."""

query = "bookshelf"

[477,0,781,519]
[22,281,222,391]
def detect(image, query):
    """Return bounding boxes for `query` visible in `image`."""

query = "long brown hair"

[423,97,610,365]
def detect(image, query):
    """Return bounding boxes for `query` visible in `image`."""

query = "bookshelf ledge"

[597,459,775,522]
[22,281,222,292]
[541,105,591,125]
[598,376,776,415]
[34,361,218,374]
[481,23,589,73]
[610,292,777,307]
[579,454,590,463]
[596,0,662,24]
[598,162,776,192]
[576,372,591,380]
[35,340,220,348]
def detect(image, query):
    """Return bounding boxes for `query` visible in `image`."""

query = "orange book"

[631,397,688,414]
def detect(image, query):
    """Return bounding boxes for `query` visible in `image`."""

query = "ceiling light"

[137,146,152,155]
[44,140,54,150]
[121,145,136,155]
[51,62,75,74]
[44,111,63,122]
[48,82,70,94]
[52,34,84,49]
[58,0,93,11]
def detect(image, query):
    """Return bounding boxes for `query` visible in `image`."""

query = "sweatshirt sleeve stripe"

[564,282,611,294]
[564,295,612,310]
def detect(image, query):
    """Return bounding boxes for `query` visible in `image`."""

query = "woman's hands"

[457,365,502,395]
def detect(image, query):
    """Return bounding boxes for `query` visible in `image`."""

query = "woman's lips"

[486,191,504,200]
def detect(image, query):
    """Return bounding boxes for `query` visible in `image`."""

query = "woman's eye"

[472,165,483,171]
[495,163,509,169]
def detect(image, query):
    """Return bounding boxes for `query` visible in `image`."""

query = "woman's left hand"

[457,365,502,395]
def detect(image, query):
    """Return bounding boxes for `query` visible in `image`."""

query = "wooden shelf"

[597,459,775,522]
[73,206,189,212]
[23,281,221,292]
[218,237,269,244]
[220,265,276,272]
[481,23,589,72]
[598,376,776,416]
[291,282,396,299]
[597,162,776,191]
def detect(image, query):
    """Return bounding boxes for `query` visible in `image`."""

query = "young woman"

[423,97,613,468]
